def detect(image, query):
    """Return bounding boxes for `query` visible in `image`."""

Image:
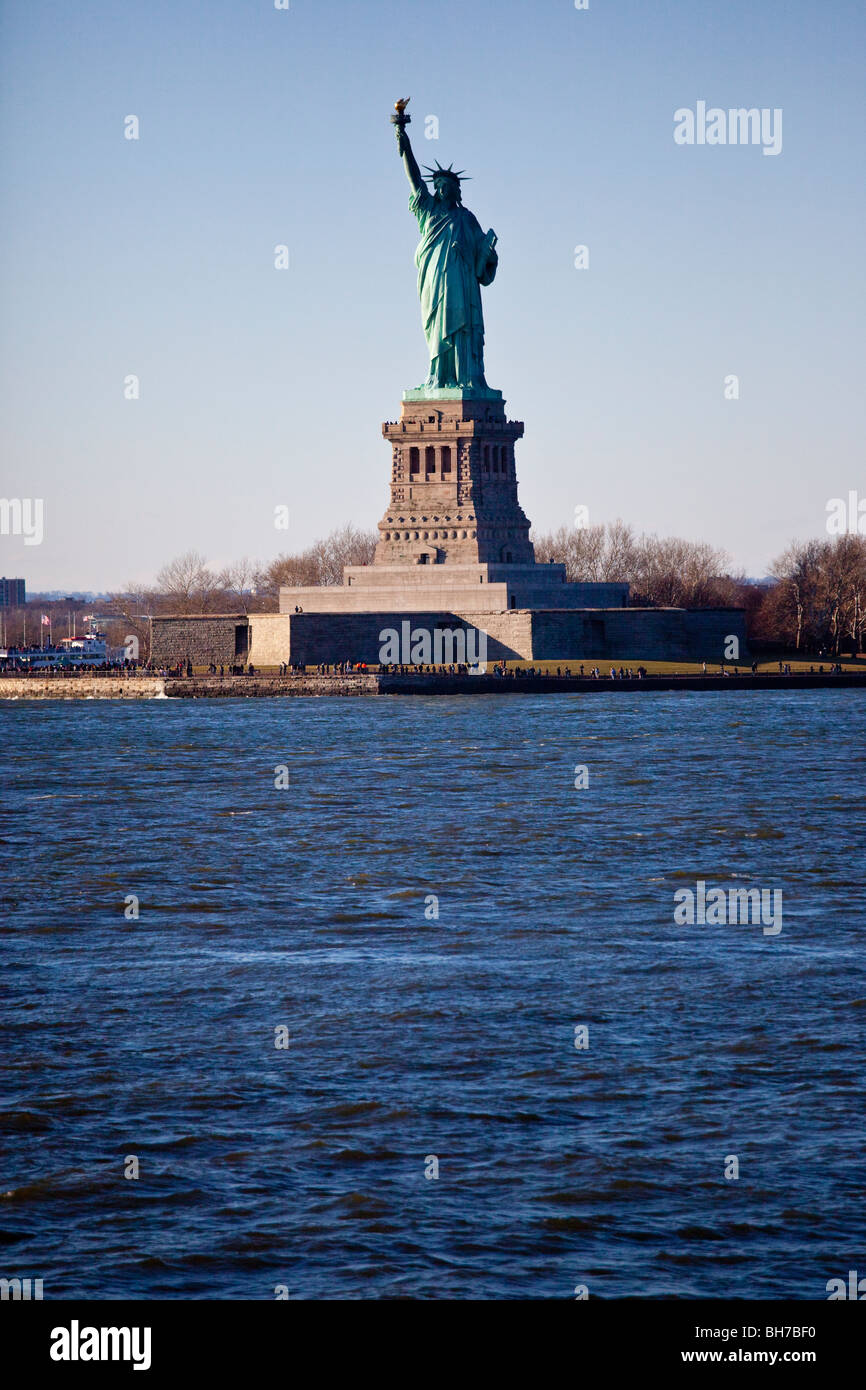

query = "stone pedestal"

[149,379,749,669]
[280,563,628,614]
[375,389,534,567]
[277,386,631,620]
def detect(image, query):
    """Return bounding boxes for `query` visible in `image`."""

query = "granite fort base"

[150,389,748,669]
[152,606,747,667]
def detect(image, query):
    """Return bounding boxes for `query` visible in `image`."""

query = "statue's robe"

[409,183,497,387]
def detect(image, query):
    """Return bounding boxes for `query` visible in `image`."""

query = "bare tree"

[318,523,377,585]
[218,557,265,613]
[767,535,866,653]
[106,583,155,660]
[817,535,866,654]
[531,520,731,606]
[769,540,824,650]
[842,536,866,651]
[631,535,734,608]
[263,524,377,594]
[602,520,640,583]
[533,523,609,581]
[154,550,221,613]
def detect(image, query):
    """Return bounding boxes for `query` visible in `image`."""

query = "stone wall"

[0,677,166,699]
[287,611,527,665]
[280,566,629,615]
[167,673,379,697]
[529,608,749,662]
[150,615,248,667]
[286,607,747,665]
[279,581,516,615]
[460,610,533,659]
[507,579,629,610]
[247,614,293,666]
[682,609,748,662]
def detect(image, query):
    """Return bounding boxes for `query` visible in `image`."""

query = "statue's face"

[433,177,458,206]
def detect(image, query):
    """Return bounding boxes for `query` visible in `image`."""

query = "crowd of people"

[0,658,139,676]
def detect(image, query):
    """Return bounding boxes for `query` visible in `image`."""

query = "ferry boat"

[1,630,118,669]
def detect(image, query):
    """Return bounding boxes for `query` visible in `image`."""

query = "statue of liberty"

[392,99,498,391]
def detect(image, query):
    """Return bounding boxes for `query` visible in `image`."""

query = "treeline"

[265,523,376,589]
[531,521,741,608]
[113,524,376,616]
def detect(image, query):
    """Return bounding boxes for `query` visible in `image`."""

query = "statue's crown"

[423,162,470,185]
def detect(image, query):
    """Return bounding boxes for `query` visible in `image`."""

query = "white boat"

[5,630,118,669]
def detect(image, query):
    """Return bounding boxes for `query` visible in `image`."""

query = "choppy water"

[1,691,864,1299]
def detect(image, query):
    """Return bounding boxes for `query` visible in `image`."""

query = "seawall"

[0,676,167,699]
[2,672,865,699]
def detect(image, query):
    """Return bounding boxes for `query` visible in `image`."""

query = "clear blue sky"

[1,0,864,590]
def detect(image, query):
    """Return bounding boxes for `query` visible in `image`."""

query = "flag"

[41,614,51,626]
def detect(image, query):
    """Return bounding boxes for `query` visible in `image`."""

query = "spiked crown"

[423,162,470,199]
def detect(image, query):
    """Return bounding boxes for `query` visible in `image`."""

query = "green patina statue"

[392,99,498,393]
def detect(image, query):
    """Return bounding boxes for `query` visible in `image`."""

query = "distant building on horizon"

[0,577,25,608]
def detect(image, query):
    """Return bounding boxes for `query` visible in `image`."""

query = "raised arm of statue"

[396,125,424,197]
